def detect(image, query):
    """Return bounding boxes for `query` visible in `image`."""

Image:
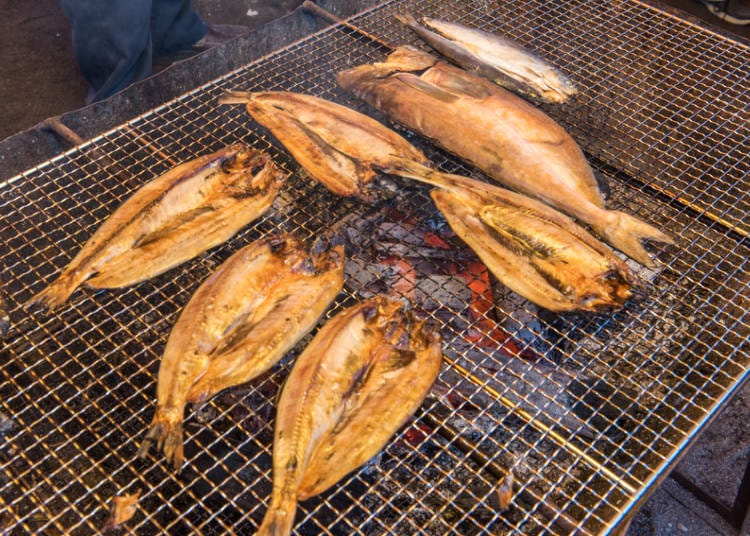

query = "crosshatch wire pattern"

[1,0,748,534]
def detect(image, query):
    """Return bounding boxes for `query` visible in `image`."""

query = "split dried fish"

[257,296,443,536]
[219,90,430,198]
[138,234,345,469]
[386,161,636,312]
[337,47,673,266]
[397,13,577,103]
[28,144,286,311]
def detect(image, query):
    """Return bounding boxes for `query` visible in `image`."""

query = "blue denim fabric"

[59,0,206,103]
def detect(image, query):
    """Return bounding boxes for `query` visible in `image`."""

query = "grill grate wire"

[1,0,748,534]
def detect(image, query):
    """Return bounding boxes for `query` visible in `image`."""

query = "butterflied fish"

[385,160,636,311]
[396,13,576,103]
[138,234,345,469]
[28,144,286,311]
[337,47,673,267]
[431,179,633,311]
[257,296,442,536]
[219,91,430,198]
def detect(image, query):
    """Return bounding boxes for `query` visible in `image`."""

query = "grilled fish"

[219,91,430,198]
[386,160,636,311]
[258,296,442,536]
[337,47,673,267]
[28,144,286,311]
[397,13,577,103]
[138,234,345,469]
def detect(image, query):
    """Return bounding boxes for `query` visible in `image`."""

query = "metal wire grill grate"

[1,0,748,534]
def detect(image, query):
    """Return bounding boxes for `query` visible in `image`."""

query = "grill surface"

[1,0,748,534]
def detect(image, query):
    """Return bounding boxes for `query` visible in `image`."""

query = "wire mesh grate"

[1,0,748,534]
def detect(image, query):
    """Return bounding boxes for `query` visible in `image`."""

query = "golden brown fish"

[257,296,442,536]
[385,160,636,312]
[218,91,430,198]
[396,13,577,103]
[28,144,286,311]
[337,46,673,266]
[138,234,345,469]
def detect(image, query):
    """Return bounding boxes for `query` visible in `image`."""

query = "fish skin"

[337,47,673,266]
[138,235,345,469]
[219,91,430,198]
[381,159,635,311]
[396,13,577,103]
[257,296,442,536]
[28,144,286,311]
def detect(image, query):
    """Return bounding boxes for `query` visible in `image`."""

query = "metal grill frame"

[1,0,748,534]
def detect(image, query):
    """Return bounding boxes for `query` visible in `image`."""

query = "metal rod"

[39,116,144,184]
[301,0,395,50]
[731,453,750,530]
[645,182,748,239]
[441,354,638,495]
[121,125,178,166]
[41,116,86,147]
[670,471,734,522]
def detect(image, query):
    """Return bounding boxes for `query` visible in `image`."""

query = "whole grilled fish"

[28,144,286,311]
[219,91,430,198]
[138,234,345,469]
[388,161,636,311]
[258,296,442,536]
[397,13,577,103]
[337,46,673,267]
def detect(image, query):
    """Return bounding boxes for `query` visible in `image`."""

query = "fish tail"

[26,273,82,312]
[257,495,298,536]
[378,156,436,183]
[382,157,481,194]
[394,11,418,27]
[218,90,254,105]
[598,210,674,268]
[137,409,185,470]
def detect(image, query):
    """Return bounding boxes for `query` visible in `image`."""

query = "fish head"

[575,270,634,312]
[221,144,270,174]
[363,296,407,327]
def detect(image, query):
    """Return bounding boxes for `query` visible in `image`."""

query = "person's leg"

[150,0,207,56]
[59,0,154,103]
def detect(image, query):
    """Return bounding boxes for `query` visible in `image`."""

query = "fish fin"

[429,70,495,100]
[257,496,298,536]
[377,155,434,181]
[26,273,83,312]
[138,410,185,470]
[598,210,674,267]
[393,12,418,27]
[384,45,438,71]
[392,73,459,103]
[381,156,483,196]
[218,90,254,105]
